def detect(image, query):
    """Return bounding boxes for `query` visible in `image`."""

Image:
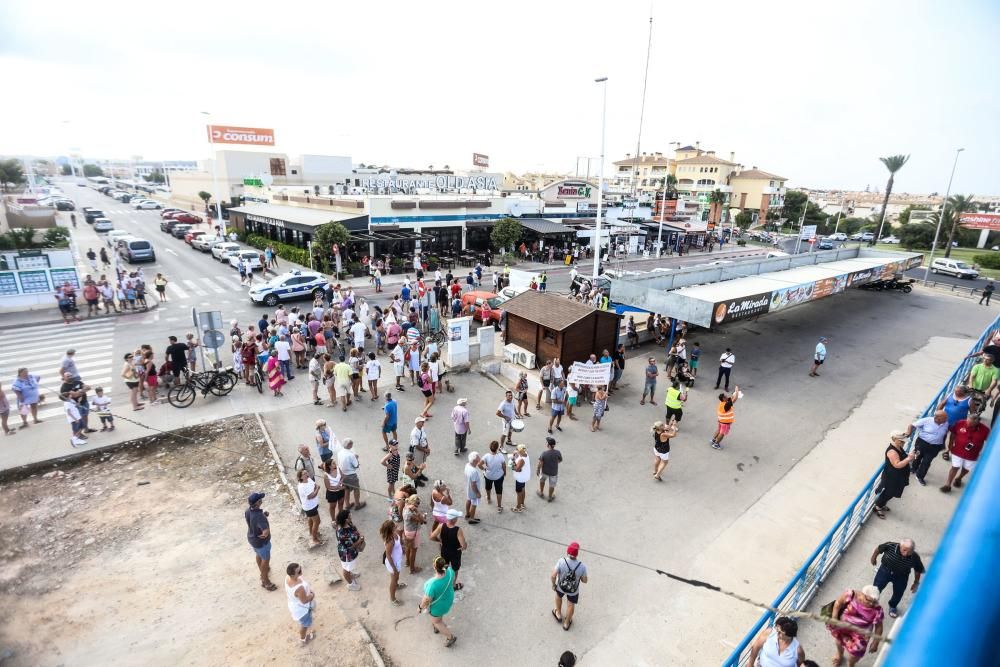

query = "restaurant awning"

[520,218,575,235]
[348,230,435,242]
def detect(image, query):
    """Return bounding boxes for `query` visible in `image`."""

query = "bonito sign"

[206,125,276,146]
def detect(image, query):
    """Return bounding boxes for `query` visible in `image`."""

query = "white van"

[930,258,979,279]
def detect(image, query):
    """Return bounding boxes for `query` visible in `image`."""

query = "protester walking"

[940,413,990,493]
[285,563,316,645]
[379,520,407,606]
[715,348,736,391]
[537,436,562,501]
[748,617,805,667]
[826,585,884,666]
[590,385,608,432]
[810,337,828,377]
[640,357,658,405]
[512,444,530,512]
[418,556,459,647]
[430,508,467,591]
[451,397,471,455]
[464,451,483,524]
[980,280,994,306]
[873,431,915,518]
[870,538,923,618]
[335,509,364,592]
[245,492,276,591]
[652,420,678,481]
[905,410,949,485]
[548,380,567,433]
[551,542,588,632]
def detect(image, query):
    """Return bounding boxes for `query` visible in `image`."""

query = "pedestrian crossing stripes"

[166,274,246,301]
[1,319,118,422]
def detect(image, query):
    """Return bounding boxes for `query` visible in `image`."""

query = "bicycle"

[247,362,265,394]
[167,367,239,408]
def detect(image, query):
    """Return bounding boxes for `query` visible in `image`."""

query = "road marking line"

[182,279,208,296]
[200,277,226,294]
[165,248,178,256]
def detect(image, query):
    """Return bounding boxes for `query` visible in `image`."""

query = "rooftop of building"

[675,154,737,166]
[613,153,672,166]
[732,168,787,181]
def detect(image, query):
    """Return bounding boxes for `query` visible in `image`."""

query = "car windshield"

[955,261,971,269]
[486,297,503,308]
[130,241,151,250]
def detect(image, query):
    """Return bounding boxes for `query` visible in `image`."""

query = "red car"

[160,208,185,219]
[173,213,203,224]
[461,291,503,323]
[185,230,207,245]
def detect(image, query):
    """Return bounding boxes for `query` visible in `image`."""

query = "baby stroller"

[674,360,696,388]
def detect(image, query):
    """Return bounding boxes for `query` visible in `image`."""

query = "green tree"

[943,194,976,258]
[6,228,35,249]
[197,191,213,208]
[42,226,71,248]
[490,216,523,253]
[897,204,929,226]
[734,211,753,230]
[313,221,352,272]
[781,190,808,224]
[708,189,727,224]
[875,154,909,238]
[0,158,26,192]
[898,222,936,250]
[144,170,166,184]
[82,163,104,177]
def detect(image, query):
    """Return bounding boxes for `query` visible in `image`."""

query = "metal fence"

[721,314,1000,667]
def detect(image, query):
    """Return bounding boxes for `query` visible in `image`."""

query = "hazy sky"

[2,0,997,194]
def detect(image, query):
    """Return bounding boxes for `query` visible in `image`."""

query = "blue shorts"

[382,423,397,434]
[252,542,271,560]
[298,609,313,628]
[551,408,564,416]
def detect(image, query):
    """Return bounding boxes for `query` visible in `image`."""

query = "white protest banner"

[566,361,612,386]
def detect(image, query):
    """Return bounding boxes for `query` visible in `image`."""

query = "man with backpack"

[550,541,588,631]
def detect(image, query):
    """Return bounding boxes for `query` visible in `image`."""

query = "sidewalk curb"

[253,412,300,510]
[0,301,160,331]
[357,622,387,667]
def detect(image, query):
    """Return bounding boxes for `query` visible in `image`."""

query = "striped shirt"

[876,542,925,576]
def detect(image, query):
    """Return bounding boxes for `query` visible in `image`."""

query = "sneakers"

[711,441,722,450]
[70,437,88,448]
[916,477,926,486]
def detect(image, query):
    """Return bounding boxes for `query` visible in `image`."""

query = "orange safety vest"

[717,401,735,424]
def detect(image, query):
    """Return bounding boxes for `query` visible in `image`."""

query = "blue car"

[248,270,328,307]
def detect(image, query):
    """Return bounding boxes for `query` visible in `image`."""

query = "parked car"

[828,232,848,241]
[160,208,184,218]
[930,258,979,279]
[160,219,179,233]
[191,234,225,251]
[229,249,263,272]
[52,199,76,211]
[850,232,875,242]
[171,224,193,239]
[117,237,156,263]
[248,270,327,307]
[211,242,242,261]
[134,199,162,210]
[93,218,114,232]
[881,235,900,244]
[817,239,835,250]
[461,290,504,323]
[107,229,131,247]
[83,208,105,223]
[185,230,207,245]
[172,212,202,224]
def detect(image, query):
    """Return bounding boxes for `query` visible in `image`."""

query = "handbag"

[821,590,852,621]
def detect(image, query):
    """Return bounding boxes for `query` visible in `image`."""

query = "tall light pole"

[593,77,608,279]
[923,148,965,285]
[200,111,225,234]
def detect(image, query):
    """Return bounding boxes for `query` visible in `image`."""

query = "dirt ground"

[0,416,377,667]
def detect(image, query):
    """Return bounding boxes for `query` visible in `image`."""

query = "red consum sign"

[960,213,1000,231]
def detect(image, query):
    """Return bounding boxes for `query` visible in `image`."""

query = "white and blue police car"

[249,270,327,307]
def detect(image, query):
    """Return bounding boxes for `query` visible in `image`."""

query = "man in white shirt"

[464,451,482,525]
[809,337,828,377]
[906,410,950,485]
[274,335,293,381]
[308,352,323,405]
[715,348,735,391]
[337,439,364,509]
[496,390,517,449]
[349,319,368,352]
[409,416,431,481]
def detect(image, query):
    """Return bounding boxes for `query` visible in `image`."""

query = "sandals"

[453,583,464,591]
[563,619,573,631]
[551,609,563,623]
[497,506,503,513]
[261,581,277,591]
[874,507,886,519]
[445,635,457,648]
[536,491,545,499]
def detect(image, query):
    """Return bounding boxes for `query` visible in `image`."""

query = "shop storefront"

[228,204,368,248]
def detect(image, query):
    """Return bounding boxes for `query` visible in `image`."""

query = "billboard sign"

[206,125,276,146]
[960,213,1000,231]
[473,153,489,168]
[712,291,771,326]
[556,183,592,199]
[800,225,817,240]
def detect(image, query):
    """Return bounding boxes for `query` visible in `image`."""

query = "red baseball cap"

[566,542,580,557]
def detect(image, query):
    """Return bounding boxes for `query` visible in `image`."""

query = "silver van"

[118,237,156,263]
[930,258,978,279]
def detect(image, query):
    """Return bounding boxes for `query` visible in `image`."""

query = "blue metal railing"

[721,315,1000,667]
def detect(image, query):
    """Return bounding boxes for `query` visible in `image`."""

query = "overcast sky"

[1,0,997,194]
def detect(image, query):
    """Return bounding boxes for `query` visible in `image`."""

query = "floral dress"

[385,451,400,484]
[336,525,361,565]
[592,391,607,419]
[827,590,884,659]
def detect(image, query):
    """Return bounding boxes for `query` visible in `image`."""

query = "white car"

[229,249,263,271]
[107,229,131,247]
[930,258,979,279]
[212,242,242,261]
[192,234,226,251]
[134,200,162,210]
[881,235,900,244]
[93,218,114,232]
[828,232,848,241]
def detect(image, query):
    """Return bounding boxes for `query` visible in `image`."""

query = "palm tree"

[876,154,909,241]
[664,174,677,194]
[943,194,976,257]
[708,189,727,225]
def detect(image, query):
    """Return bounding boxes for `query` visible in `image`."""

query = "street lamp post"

[200,111,225,235]
[923,148,965,286]
[593,77,608,280]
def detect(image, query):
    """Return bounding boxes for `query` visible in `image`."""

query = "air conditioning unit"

[503,343,524,363]
[517,350,536,369]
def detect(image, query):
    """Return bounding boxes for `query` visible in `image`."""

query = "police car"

[248,270,327,307]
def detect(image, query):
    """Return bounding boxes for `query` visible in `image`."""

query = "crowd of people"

[53,265,162,324]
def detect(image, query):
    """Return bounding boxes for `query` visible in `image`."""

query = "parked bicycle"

[246,361,266,394]
[167,366,240,408]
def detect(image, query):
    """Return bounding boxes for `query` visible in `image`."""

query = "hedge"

[244,234,312,269]
[974,254,1000,270]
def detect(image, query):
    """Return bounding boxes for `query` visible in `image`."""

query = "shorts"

[814,358,825,366]
[326,489,345,503]
[665,406,683,422]
[542,379,551,388]
[515,480,526,493]
[551,408,564,417]
[87,298,98,306]
[613,368,623,382]
[644,382,656,395]
[443,552,462,572]
[297,609,314,628]
[58,303,73,314]
[689,359,699,369]
[485,476,504,495]
[717,422,732,436]
[540,474,558,487]
[319,450,332,463]
[454,432,467,450]
[146,375,158,387]
[335,382,350,395]
[252,542,272,560]
[654,448,670,461]
[99,415,113,424]
[126,381,139,389]
[404,529,420,548]
[422,389,433,397]
[501,421,512,436]
[468,497,480,507]
[950,453,977,471]
[382,423,397,434]
[343,473,360,490]
[304,507,319,517]
[568,396,577,407]
[515,391,527,401]
[351,373,360,380]
[340,558,357,573]
[556,589,580,604]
